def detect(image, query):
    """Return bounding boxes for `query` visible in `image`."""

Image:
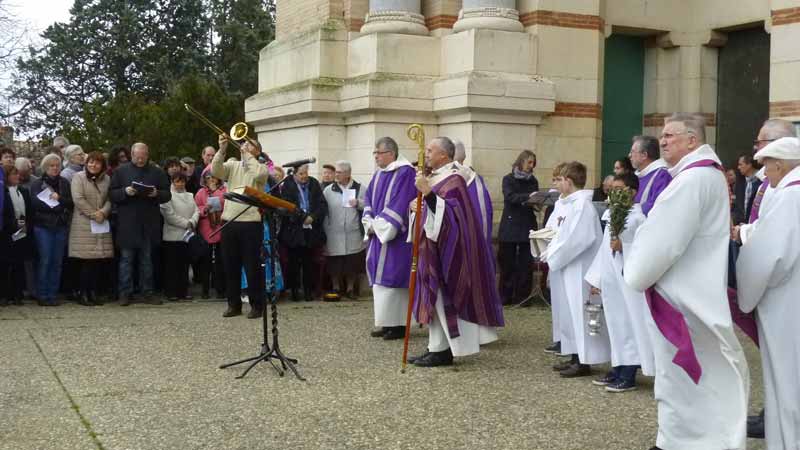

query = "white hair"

[40,153,62,172]
[53,136,70,148]
[64,144,84,161]
[131,142,149,154]
[762,118,798,140]
[15,157,32,171]
[453,139,466,164]
[335,160,352,173]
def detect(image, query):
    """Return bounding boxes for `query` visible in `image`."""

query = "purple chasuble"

[635,166,672,216]
[467,173,493,246]
[748,179,769,223]
[645,159,723,384]
[413,173,504,338]
[363,164,417,288]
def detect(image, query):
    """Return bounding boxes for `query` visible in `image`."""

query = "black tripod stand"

[216,181,305,380]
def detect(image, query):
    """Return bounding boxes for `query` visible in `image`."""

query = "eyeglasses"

[372,150,392,155]
[659,131,692,140]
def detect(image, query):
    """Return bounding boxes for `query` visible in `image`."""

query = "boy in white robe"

[542,163,567,355]
[624,113,749,450]
[736,137,800,450]
[585,173,653,393]
[541,161,610,377]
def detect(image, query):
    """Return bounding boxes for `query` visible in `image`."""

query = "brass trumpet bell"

[230,122,249,142]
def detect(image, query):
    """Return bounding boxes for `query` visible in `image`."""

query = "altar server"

[625,113,749,450]
[585,173,652,393]
[541,161,609,377]
[736,137,800,450]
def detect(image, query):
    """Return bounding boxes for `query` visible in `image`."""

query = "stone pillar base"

[360,10,429,35]
[453,7,523,33]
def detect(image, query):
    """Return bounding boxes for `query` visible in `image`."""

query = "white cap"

[754,137,800,162]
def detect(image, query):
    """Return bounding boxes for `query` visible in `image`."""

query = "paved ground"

[1,297,766,450]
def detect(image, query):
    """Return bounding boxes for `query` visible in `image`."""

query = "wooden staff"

[401,123,426,373]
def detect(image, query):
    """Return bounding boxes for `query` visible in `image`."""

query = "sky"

[10,0,72,36]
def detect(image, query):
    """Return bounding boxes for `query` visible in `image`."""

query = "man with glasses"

[625,113,749,450]
[628,135,671,216]
[363,137,417,340]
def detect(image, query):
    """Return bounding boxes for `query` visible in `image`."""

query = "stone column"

[453,0,523,33]
[360,0,428,35]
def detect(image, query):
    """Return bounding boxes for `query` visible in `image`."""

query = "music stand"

[215,180,305,380]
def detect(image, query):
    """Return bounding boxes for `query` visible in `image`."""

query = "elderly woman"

[69,152,113,306]
[278,164,327,301]
[1,166,34,305]
[30,154,73,306]
[322,160,366,299]
[498,150,539,306]
[60,145,87,182]
[160,173,199,301]
[195,171,227,299]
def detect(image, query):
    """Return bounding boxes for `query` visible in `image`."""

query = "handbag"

[187,233,210,263]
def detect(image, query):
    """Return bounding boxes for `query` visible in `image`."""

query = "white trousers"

[373,284,409,327]
[427,289,498,357]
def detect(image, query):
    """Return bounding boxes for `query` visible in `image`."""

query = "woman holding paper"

[30,154,73,306]
[68,152,113,306]
[1,166,34,305]
[195,171,227,299]
[160,173,199,301]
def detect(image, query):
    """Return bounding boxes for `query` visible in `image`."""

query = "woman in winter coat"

[69,152,113,306]
[194,171,226,299]
[497,150,539,305]
[0,166,34,305]
[160,172,199,301]
[30,154,73,306]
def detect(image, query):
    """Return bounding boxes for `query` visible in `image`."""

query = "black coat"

[498,173,539,243]
[1,187,35,262]
[732,175,761,224]
[109,162,171,249]
[29,176,73,230]
[277,176,327,249]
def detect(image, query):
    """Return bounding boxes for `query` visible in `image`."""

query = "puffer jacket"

[160,188,199,242]
[69,170,113,259]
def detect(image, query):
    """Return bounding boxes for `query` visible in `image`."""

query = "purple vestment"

[363,163,417,288]
[414,172,504,338]
[635,166,672,216]
[748,179,769,223]
[467,173,493,245]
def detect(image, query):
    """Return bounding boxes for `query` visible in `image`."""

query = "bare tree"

[0,0,33,119]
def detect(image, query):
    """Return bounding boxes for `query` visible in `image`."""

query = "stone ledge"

[643,112,717,127]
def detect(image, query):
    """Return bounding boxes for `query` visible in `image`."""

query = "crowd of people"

[2,113,798,450]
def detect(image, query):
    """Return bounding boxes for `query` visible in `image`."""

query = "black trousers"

[286,246,317,296]
[0,261,25,301]
[198,242,225,296]
[221,222,264,310]
[498,241,533,304]
[77,258,110,294]
[163,241,190,299]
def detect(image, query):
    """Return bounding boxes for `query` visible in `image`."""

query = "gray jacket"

[323,180,366,256]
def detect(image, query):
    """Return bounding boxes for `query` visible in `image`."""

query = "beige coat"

[69,171,113,259]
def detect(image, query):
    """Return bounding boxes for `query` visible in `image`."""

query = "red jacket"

[194,185,226,244]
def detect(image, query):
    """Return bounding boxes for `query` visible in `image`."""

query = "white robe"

[736,166,800,450]
[586,206,653,372]
[624,144,749,450]
[542,189,610,365]
[544,197,568,344]
[740,166,777,245]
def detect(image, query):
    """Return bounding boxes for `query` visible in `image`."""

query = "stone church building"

[246,0,800,229]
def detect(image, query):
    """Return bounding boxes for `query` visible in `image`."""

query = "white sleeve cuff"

[373,217,398,244]
[423,196,446,243]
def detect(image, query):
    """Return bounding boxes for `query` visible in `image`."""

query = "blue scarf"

[297,181,309,212]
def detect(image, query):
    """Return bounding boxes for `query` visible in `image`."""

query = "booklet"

[36,187,60,208]
[132,181,156,196]
[527,189,560,207]
[90,220,111,234]
[12,228,26,242]
[208,196,222,212]
[342,188,356,207]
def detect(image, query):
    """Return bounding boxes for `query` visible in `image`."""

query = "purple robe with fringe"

[363,164,417,288]
[413,172,504,338]
[467,172,493,245]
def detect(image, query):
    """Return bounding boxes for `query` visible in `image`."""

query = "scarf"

[297,181,310,212]
[43,174,60,190]
[513,167,534,180]
[86,167,104,182]
[9,186,25,219]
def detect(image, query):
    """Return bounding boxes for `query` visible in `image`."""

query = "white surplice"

[544,197,568,344]
[542,189,610,365]
[624,144,749,450]
[740,166,777,244]
[586,205,653,372]
[736,165,800,450]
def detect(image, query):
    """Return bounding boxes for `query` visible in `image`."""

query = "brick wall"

[276,0,343,40]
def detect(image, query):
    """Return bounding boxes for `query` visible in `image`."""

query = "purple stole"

[644,159,722,384]
[748,179,769,223]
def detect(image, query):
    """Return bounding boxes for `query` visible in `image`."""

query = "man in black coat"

[732,153,761,225]
[278,164,327,301]
[497,150,539,305]
[109,143,171,305]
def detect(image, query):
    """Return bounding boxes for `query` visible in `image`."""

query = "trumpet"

[184,103,260,151]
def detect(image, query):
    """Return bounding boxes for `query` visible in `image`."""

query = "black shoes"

[560,363,591,378]
[247,308,263,319]
[119,295,134,306]
[77,292,92,306]
[370,327,387,337]
[382,326,406,340]
[552,359,573,372]
[544,342,561,354]
[222,307,242,317]
[406,351,430,364]
[747,409,765,439]
[413,348,453,367]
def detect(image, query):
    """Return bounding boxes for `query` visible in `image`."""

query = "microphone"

[282,156,317,168]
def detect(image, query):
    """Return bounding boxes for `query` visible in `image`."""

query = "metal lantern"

[585,300,604,336]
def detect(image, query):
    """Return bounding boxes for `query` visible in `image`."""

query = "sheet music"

[36,187,60,208]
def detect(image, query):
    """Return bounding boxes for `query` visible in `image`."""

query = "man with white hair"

[15,157,39,191]
[624,113,749,450]
[628,135,671,216]
[736,137,800,450]
[452,139,492,245]
[52,136,69,160]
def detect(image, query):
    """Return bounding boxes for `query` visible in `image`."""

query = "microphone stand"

[217,169,305,380]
